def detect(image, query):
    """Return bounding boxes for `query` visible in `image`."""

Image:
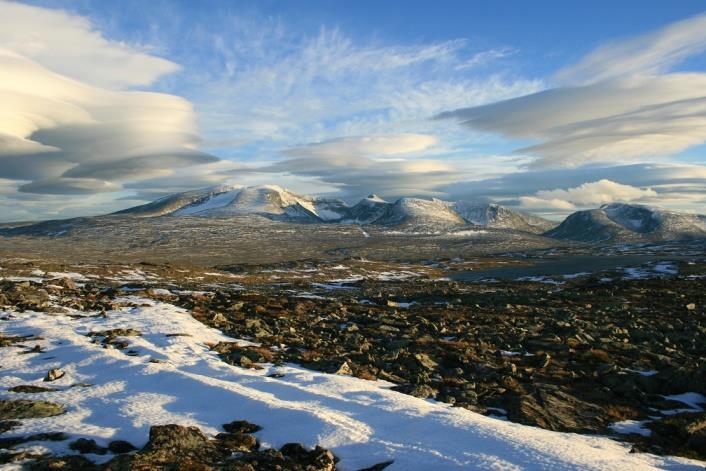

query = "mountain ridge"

[4,185,705,243]
[116,184,556,233]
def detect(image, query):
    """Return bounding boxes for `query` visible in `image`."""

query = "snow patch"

[610,420,652,437]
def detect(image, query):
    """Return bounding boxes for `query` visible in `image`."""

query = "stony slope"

[1,274,704,470]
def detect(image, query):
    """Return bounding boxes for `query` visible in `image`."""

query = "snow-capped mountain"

[373,198,466,227]
[114,185,558,233]
[546,203,706,242]
[105,187,706,242]
[450,201,556,234]
[117,185,349,222]
[174,185,348,222]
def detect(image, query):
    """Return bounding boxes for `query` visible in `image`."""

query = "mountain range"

[116,184,557,234]
[3,184,705,243]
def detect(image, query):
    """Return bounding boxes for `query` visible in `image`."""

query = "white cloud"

[518,197,576,210]
[0,2,539,219]
[285,134,437,159]
[0,0,179,88]
[168,22,541,201]
[0,2,217,197]
[438,74,706,167]
[443,162,706,197]
[18,177,120,195]
[456,48,516,70]
[4,2,704,221]
[0,177,131,221]
[252,134,460,198]
[519,179,657,210]
[439,163,706,217]
[183,24,541,149]
[556,14,706,85]
[437,15,706,167]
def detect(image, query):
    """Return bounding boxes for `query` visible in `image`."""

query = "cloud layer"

[441,163,706,217]
[284,134,437,159]
[555,14,706,85]
[437,14,706,168]
[178,21,541,154]
[0,1,542,220]
[258,134,459,197]
[0,0,217,200]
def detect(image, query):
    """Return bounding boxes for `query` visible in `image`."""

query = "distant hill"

[545,203,706,242]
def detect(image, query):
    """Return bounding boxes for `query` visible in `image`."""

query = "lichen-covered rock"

[143,424,212,453]
[0,399,64,419]
[8,385,56,393]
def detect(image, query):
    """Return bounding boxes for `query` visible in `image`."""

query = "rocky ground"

[0,249,705,468]
[22,421,345,471]
[179,264,706,460]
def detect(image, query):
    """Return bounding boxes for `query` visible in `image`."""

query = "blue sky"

[1,0,706,221]
[30,0,706,77]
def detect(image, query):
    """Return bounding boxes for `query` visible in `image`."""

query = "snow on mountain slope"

[128,185,348,222]
[375,198,466,226]
[110,185,558,232]
[309,198,350,221]
[451,202,557,234]
[602,204,658,233]
[171,189,240,216]
[545,209,632,242]
[603,203,706,238]
[197,185,312,218]
[113,185,241,217]
[344,195,392,224]
[547,203,706,243]
[0,298,702,470]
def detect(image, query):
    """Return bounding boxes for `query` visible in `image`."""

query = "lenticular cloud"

[436,14,706,168]
[0,1,216,195]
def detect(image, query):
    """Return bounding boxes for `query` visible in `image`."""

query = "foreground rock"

[0,399,64,420]
[23,422,340,471]
[631,412,706,460]
[177,263,706,459]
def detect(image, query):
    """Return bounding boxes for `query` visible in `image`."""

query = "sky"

[1,0,706,222]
